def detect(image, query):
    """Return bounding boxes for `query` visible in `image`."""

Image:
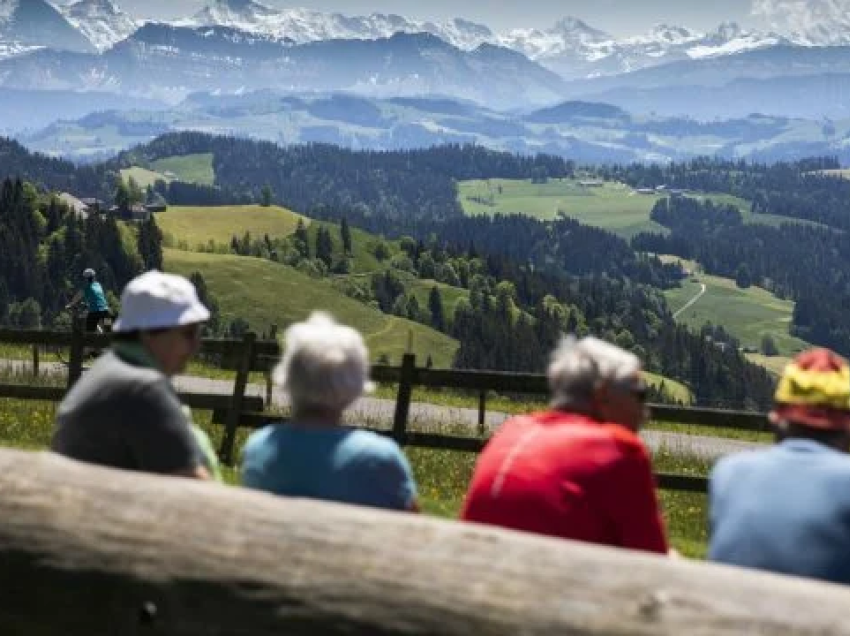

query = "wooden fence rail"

[2,448,849,636]
[0,331,772,494]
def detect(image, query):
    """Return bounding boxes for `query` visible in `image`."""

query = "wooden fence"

[0,322,279,464]
[3,448,850,636]
[0,330,773,492]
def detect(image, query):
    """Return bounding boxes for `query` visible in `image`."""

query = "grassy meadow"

[150,153,215,185]
[459,178,821,240]
[120,166,171,189]
[165,248,459,367]
[158,205,308,248]
[664,272,809,358]
[459,178,669,239]
[0,374,711,558]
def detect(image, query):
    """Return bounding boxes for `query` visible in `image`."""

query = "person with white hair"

[52,270,215,480]
[461,335,669,554]
[241,311,419,511]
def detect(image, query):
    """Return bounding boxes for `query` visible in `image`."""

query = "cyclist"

[66,268,112,333]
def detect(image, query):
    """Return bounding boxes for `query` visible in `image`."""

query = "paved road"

[0,358,764,462]
[171,375,764,462]
[673,282,707,319]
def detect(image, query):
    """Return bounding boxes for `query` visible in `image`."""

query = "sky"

[84,0,766,35]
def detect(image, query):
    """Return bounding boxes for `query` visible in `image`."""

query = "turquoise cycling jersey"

[83,281,110,313]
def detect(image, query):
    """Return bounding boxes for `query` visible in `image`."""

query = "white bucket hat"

[113,270,211,333]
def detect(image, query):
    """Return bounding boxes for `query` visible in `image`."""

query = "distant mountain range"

[2,0,850,131]
[0,0,840,80]
[17,90,850,166]
[0,25,565,109]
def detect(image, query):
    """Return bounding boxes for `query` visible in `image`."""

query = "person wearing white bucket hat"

[52,270,215,480]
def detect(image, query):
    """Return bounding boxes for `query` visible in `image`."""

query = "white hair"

[547,335,641,410]
[273,312,374,413]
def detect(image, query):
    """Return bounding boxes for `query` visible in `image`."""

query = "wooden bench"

[3,448,849,635]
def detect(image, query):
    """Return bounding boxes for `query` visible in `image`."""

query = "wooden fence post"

[220,332,256,465]
[31,345,39,377]
[265,324,278,407]
[477,390,486,436]
[67,316,85,389]
[392,353,416,445]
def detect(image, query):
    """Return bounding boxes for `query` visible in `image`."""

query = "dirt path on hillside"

[673,282,707,319]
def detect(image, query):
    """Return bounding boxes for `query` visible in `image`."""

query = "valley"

[3,0,850,594]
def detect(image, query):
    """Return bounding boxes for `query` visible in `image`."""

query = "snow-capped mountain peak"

[686,22,787,59]
[184,1,497,49]
[60,0,138,52]
[192,0,279,28]
[0,0,95,54]
[710,21,745,41]
[550,16,611,40]
[626,23,703,46]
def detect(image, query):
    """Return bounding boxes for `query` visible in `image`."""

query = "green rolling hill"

[165,249,459,368]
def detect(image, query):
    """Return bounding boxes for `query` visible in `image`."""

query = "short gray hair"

[547,336,641,410]
[273,312,374,413]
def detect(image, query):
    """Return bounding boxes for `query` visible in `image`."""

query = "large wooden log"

[1,449,849,635]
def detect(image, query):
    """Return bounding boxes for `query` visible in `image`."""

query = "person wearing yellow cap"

[709,348,850,584]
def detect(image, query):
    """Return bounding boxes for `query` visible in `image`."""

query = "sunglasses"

[612,380,648,403]
[148,324,202,341]
[632,386,648,403]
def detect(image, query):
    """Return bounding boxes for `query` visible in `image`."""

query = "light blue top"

[83,280,109,312]
[710,439,850,585]
[242,423,417,511]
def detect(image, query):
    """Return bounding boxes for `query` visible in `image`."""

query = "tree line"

[632,195,850,355]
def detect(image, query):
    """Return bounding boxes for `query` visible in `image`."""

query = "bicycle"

[54,302,112,367]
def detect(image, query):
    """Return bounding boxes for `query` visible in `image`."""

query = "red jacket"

[461,410,668,554]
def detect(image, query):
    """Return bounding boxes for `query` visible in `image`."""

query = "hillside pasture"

[645,371,693,404]
[120,166,170,189]
[459,178,669,239]
[150,153,215,185]
[459,178,823,239]
[664,272,809,358]
[158,205,307,248]
[165,249,459,367]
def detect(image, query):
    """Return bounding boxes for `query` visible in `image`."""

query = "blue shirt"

[710,439,850,585]
[241,424,418,511]
[84,281,109,312]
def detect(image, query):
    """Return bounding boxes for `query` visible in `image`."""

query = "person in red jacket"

[461,335,669,555]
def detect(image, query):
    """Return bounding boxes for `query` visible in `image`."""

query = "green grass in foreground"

[664,272,809,357]
[0,393,711,558]
[150,153,215,186]
[165,248,459,367]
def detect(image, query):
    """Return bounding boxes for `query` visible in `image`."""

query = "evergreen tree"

[114,178,130,211]
[761,334,779,356]
[294,219,310,258]
[340,217,352,255]
[261,184,273,207]
[735,264,752,289]
[190,271,221,335]
[127,176,144,206]
[315,227,334,267]
[428,285,446,331]
[138,215,164,271]
[373,239,390,261]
